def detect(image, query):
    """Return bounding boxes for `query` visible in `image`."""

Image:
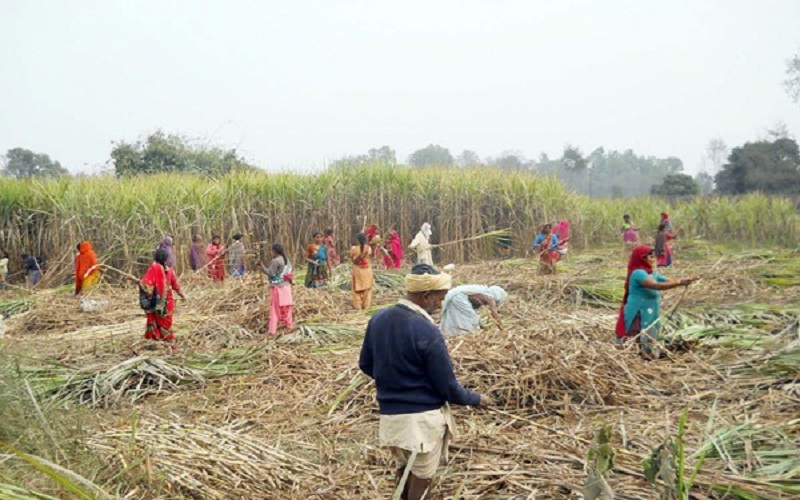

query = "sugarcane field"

[0,167,798,499]
[4,3,800,499]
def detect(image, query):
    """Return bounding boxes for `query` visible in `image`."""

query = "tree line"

[3,131,799,198]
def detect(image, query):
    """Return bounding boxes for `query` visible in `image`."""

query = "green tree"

[407,144,454,167]
[651,173,700,196]
[110,131,254,176]
[715,138,800,195]
[2,148,68,178]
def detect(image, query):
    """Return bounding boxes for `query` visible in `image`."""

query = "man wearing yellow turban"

[359,264,491,500]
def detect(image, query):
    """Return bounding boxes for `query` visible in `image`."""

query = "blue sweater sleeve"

[358,322,374,378]
[420,326,481,407]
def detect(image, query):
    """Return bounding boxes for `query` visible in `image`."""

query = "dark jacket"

[359,303,480,415]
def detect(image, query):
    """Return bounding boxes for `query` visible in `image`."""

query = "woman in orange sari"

[141,249,185,343]
[74,240,102,295]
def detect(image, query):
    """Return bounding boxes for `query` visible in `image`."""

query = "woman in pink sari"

[555,219,570,255]
[382,230,404,269]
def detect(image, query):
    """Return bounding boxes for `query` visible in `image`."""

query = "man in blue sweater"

[359,264,490,500]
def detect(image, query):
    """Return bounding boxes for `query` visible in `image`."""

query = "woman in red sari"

[141,249,185,343]
[206,234,225,281]
[382,230,404,269]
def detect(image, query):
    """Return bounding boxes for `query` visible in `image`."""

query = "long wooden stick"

[667,255,726,319]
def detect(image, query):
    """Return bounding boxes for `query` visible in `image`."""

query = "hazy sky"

[2,0,799,174]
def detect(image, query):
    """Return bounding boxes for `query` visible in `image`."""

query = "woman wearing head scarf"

[440,285,508,336]
[555,219,571,255]
[156,236,176,269]
[75,240,102,295]
[189,234,207,271]
[350,232,374,309]
[206,235,225,281]
[382,229,404,269]
[409,223,433,265]
[660,212,674,233]
[654,223,675,268]
[615,245,697,359]
[141,248,185,345]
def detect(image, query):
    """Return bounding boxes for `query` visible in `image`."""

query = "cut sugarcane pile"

[329,266,405,291]
[0,299,35,318]
[89,418,327,499]
[20,347,263,407]
[663,304,800,349]
[277,324,362,345]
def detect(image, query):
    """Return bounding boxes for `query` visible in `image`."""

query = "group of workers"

[0,210,698,500]
[622,212,677,267]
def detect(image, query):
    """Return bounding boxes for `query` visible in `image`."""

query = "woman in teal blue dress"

[615,245,697,359]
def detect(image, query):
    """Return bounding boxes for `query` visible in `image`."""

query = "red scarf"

[615,245,653,338]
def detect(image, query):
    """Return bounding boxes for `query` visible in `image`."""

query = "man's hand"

[478,394,493,408]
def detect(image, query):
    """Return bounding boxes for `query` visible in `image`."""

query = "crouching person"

[358,263,491,500]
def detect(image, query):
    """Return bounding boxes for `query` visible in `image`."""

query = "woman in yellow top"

[350,233,374,309]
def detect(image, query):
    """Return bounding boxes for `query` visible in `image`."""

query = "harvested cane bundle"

[22,347,263,407]
[278,324,363,345]
[0,299,35,318]
[89,418,328,499]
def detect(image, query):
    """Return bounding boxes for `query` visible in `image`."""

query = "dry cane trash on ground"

[1,245,798,499]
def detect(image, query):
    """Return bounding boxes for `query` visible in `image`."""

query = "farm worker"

[141,248,185,345]
[304,232,328,288]
[440,285,508,336]
[156,236,176,269]
[260,243,294,337]
[364,224,383,264]
[555,219,571,255]
[23,254,43,287]
[660,212,674,233]
[622,214,638,247]
[206,235,225,281]
[655,223,675,268]
[615,245,698,359]
[382,230,404,269]
[409,222,433,266]
[75,241,102,295]
[532,224,560,274]
[228,233,246,278]
[189,234,207,271]
[364,224,379,244]
[350,232,374,309]
[358,264,491,500]
[322,229,340,267]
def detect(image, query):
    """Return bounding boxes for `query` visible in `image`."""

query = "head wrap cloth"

[405,272,452,293]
